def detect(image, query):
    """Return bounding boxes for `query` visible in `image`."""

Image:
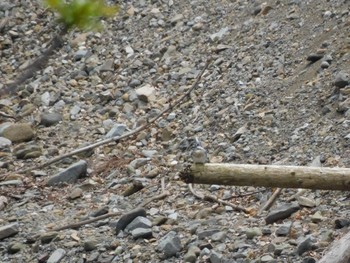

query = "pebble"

[40,112,63,126]
[158,231,183,258]
[334,71,349,88]
[47,248,66,263]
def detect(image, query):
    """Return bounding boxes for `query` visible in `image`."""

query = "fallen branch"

[259,188,283,214]
[319,230,350,263]
[180,163,350,191]
[4,58,211,177]
[188,184,248,213]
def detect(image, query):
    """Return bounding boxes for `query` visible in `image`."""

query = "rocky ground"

[0,0,350,262]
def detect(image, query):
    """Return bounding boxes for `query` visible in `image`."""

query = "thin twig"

[5,58,211,177]
[188,184,248,213]
[259,187,283,214]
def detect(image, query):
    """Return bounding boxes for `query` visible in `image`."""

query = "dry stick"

[6,58,211,177]
[258,187,283,214]
[188,184,248,213]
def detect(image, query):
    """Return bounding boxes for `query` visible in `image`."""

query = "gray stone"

[297,236,314,256]
[125,216,152,233]
[184,245,200,263]
[0,180,23,186]
[210,251,224,263]
[73,49,91,61]
[47,248,66,263]
[197,228,220,239]
[211,231,226,242]
[40,112,62,127]
[84,239,98,251]
[1,123,34,143]
[260,254,275,262]
[265,203,300,224]
[115,207,147,235]
[0,136,11,149]
[158,231,182,258]
[135,84,156,103]
[141,150,158,158]
[275,225,290,236]
[105,123,128,138]
[13,144,42,159]
[246,227,262,239]
[334,71,349,88]
[99,59,114,72]
[210,27,229,41]
[0,223,19,240]
[7,242,25,254]
[130,228,153,239]
[46,160,87,186]
[129,158,150,169]
[40,231,58,244]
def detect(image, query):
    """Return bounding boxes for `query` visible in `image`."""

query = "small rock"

[40,112,62,127]
[307,53,324,63]
[260,254,275,262]
[211,231,226,242]
[13,143,42,159]
[297,196,316,207]
[334,71,349,88]
[130,228,153,239]
[40,232,58,244]
[125,216,152,233]
[265,203,300,224]
[7,242,25,254]
[46,160,87,186]
[47,248,66,263]
[197,228,220,239]
[105,123,128,138]
[1,123,34,143]
[335,218,350,229]
[99,59,114,72]
[297,236,315,256]
[311,211,324,223]
[0,136,11,149]
[302,257,316,263]
[158,231,182,258]
[170,14,184,24]
[246,227,262,239]
[184,245,200,263]
[210,27,229,41]
[84,239,98,251]
[115,208,147,235]
[69,188,83,199]
[0,223,19,240]
[135,84,156,103]
[210,251,224,263]
[275,224,290,236]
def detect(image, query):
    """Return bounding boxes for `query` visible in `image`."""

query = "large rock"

[46,160,87,186]
[158,231,183,258]
[1,123,34,143]
[0,223,19,240]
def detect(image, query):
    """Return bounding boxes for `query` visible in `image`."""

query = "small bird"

[191,137,208,164]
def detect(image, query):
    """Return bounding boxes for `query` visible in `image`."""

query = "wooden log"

[179,163,350,191]
[318,230,350,263]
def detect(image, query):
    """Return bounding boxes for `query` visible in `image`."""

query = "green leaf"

[44,0,119,30]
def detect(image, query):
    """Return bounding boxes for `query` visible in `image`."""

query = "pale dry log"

[319,230,350,263]
[180,163,350,191]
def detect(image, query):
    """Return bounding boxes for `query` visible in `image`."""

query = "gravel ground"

[0,0,350,262]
